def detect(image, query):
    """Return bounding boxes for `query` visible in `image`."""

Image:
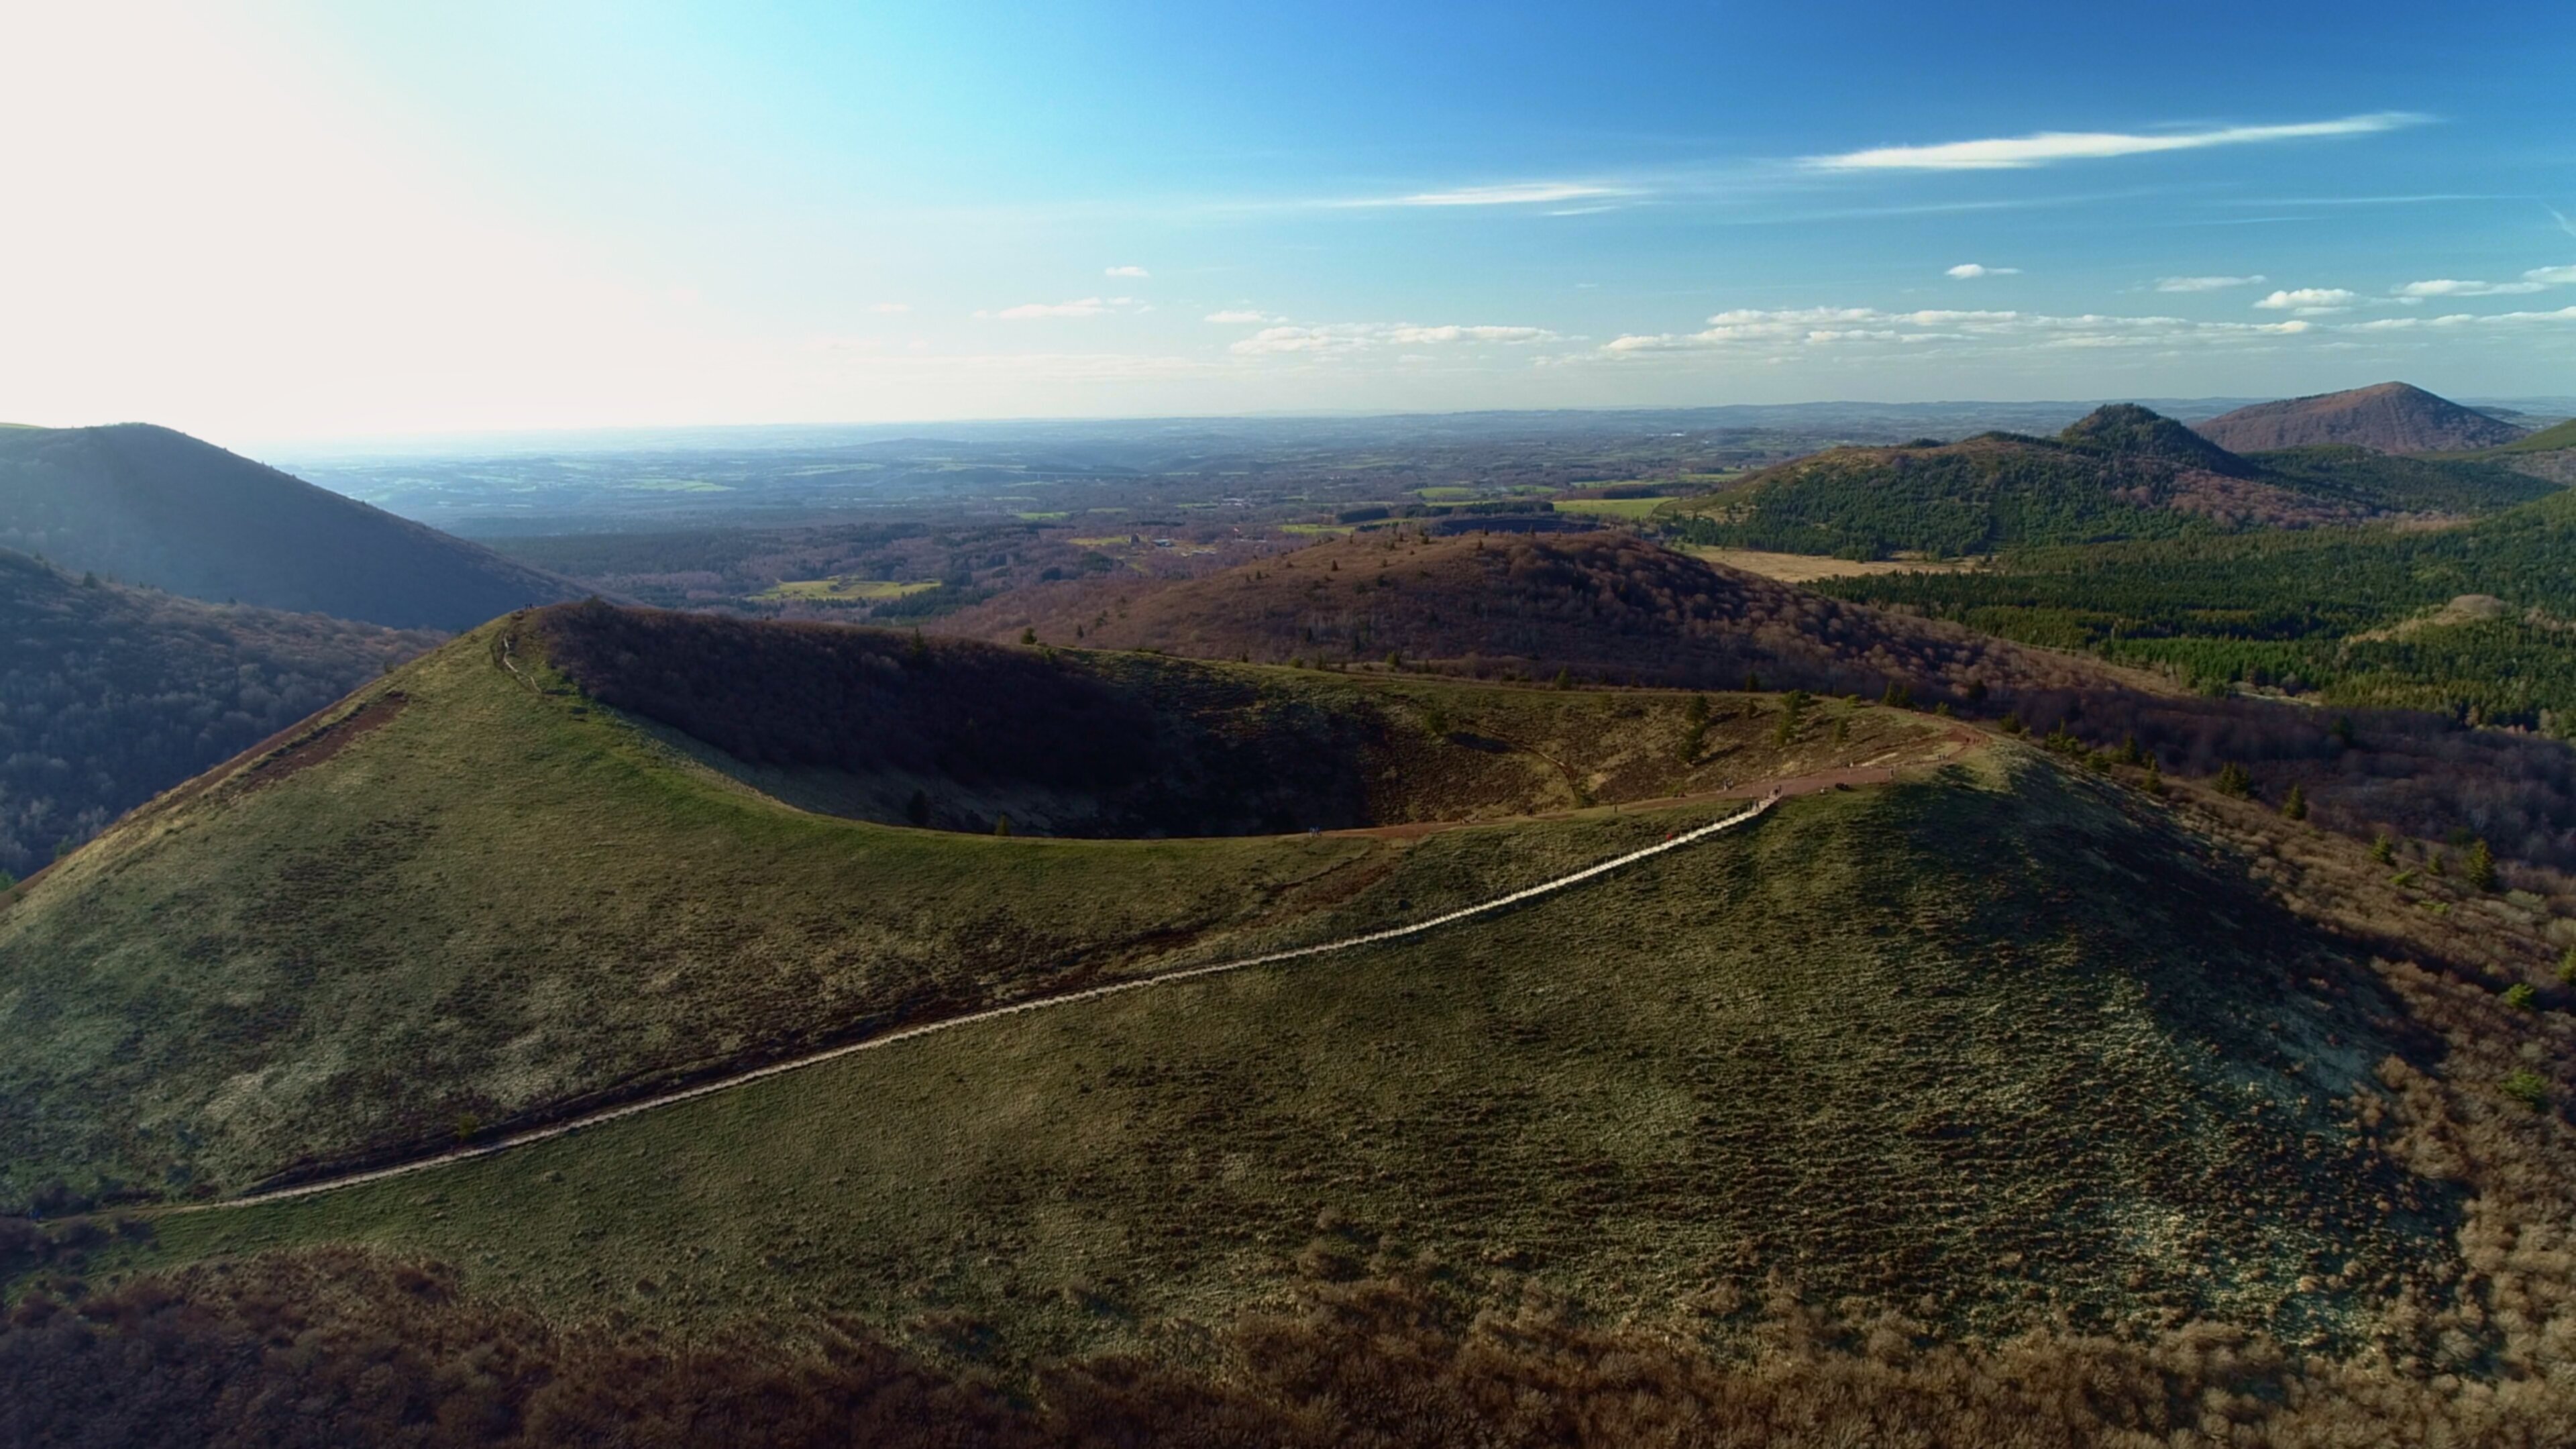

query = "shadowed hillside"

[0,547,435,876]
[0,424,586,629]
[2194,382,2530,455]
[1666,404,2547,558]
[537,600,1941,837]
[948,529,2157,702]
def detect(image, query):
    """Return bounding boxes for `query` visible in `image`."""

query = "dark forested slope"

[0,548,433,876]
[0,424,584,629]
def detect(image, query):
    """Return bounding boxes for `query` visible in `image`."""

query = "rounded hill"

[951,529,2148,704]
[125,748,2522,1438]
[2192,382,2529,455]
[2057,401,2260,476]
[0,423,586,629]
[0,606,1955,1208]
[12,604,2576,1442]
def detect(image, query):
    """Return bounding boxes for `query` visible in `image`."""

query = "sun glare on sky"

[3,0,2571,446]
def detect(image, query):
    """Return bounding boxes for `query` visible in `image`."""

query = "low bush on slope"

[11,1244,2575,1448]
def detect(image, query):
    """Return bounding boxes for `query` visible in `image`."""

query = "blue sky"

[4,0,2572,442]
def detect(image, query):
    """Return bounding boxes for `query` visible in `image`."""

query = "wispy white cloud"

[1231,321,1562,356]
[1104,264,1150,278]
[2393,278,2546,298]
[2551,206,2576,241]
[2229,193,2507,208]
[2253,287,2357,314]
[1597,305,2317,356]
[2348,306,2576,331]
[1803,112,2426,171]
[1338,180,1633,209]
[2524,264,2576,285]
[1203,309,1279,325]
[1593,298,2576,361]
[975,297,1143,320]
[2156,274,2266,292]
[1945,263,2020,279]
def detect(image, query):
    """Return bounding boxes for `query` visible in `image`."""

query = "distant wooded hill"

[947,529,2157,702]
[2464,416,2576,484]
[2192,381,2529,454]
[0,547,434,876]
[0,424,586,629]
[1664,404,2553,559]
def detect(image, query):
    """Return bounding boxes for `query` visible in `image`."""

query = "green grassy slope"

[2467,417,2576,484]
[2486,417,2576,455]
[0,424,584,629]
[147,753,2445,1363]
[0,609,1941,1212]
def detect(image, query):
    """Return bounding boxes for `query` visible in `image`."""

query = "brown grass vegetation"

[1682,544,1983,582]
[50,754,2576,1442]
[953,529,2156,702]
[2002,690,2576,870]
[954,528,2576,870]
[2195,383,2529,455]
[7,1242,2575,1448]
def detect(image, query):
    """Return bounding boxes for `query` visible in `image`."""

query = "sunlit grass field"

[141,754,2438,1371]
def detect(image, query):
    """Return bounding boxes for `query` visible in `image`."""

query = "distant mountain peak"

[2192,382,2528,455]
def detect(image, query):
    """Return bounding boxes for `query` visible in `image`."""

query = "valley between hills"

[4,386,2576,1444]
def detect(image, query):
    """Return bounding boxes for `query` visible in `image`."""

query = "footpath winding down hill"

[0,423,585,629]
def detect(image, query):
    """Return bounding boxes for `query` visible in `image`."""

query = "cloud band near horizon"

[1805,112,2428,171]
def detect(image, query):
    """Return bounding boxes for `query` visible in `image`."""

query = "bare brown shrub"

[9,1248,2575,1448]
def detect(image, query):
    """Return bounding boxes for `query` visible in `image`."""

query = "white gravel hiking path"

[188,791,1786,1213]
